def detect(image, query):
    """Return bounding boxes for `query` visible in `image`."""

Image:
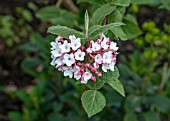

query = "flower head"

[50,34,119,84]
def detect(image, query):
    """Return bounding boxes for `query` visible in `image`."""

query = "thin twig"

[56,0,63,7]
[62,0,79,13]
[159,63,170,91]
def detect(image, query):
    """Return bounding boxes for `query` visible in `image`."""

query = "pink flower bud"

[91,76,96,82]
[78,71,82,75]
[97,39,101,44]
[92,68,97,72]
[97,50,102,53]
[97,72,102,77]
[77,62,81,66]
[106,40,111,44]
[90,41,94,46]
[59,37,63,42]
[85,63,90,68]
[81,46,85,51]
[80,68,84,73]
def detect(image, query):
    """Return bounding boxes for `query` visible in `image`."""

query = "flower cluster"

[50,33,119,84]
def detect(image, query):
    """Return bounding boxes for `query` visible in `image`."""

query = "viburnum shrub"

[48,11,125,117]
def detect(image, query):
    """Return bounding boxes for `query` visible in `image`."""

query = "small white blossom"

[50,58,55,66]
[64,53,75,66]
[102,63,110,72]
[109,62,115,71]
[92,42,101,52]
[71,38,81,50]
[103,51,112,63]
[63,66,73,78]
[95,54,103,64]
[75,49,85,61]
[55,57,63,68]
[51,48,62,57]
[86,47,92,53]
[81,72,92,83]
[50,42,57,50]
[69,35,76,42]
[110,42,119,51]
[101,38,109,50]
[60,40,71,53]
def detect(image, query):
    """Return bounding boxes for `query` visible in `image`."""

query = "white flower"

[50,58,55,66]
[109,62,115,71]
[55,57,63,68]
[69,35,76,42]
[64,53,75,66]
[86,47,92,53]
[103,51,112,63]
[74,66,80,74]
[81,72,92,83]
[59,40,71,53]
[110,42,119,51]
[93,62,99,68]
[51,48,62,57]
[71,38,81,50]
[55,36,63,42]
[92,42,101,52]
[101,37,109,50]
[95,54,103,64]
[75,49,85,61]
[73,66,81,80]
[74,73,81,80]
[63,66,73,78]
[102,63,110,72]
[50,42,57,50]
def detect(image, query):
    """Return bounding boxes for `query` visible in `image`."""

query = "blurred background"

[0,0,170,121]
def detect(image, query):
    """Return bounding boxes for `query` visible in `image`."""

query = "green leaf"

[148,95,170,113]
[8,112,22,121]
[131,0,161,6]
[143,111,161,121]
[91,3,116,25]
[17,90,32,106]
[122,16,142,39]
[124,95,141,112]
[108,7,127,40]
[30,33,49,55]
[89,22,125,40]
[19,43,40,52]
[36,6,75,27]
[111,26,127,40]
[161,0,170,10]
[48,113,67,121]
[124,113,138,121]
[102,66,120,81]
[108,8,123,23]
[77,0,103,5]
[107,79,125,97]
[81,90,106,117]
[109,0,131,7]
[47,25,85,39]
[21,57,42,77]
[85,10,89,38]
